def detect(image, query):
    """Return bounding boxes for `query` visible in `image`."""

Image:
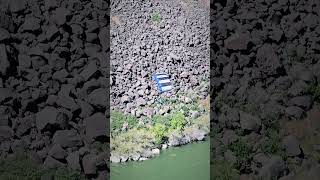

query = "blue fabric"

[152,73,173,93]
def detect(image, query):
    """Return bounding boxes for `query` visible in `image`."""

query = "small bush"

[261,129,284,157]
[152,114,171,126]
[111,111,138,134]
[170,112,186,130]
[229,138,252,161]
[151,123,167,144]
[308,83,320,102]
[192,113,210,133]
[0,153,85,180]
[111,128,155,156]
[151,11,161,23]
[211,160,240,180]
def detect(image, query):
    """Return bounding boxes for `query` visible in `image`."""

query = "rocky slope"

[211,0,320,179]
[0,0,110,179]
[110,0,210,116]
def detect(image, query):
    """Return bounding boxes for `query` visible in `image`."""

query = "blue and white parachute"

[152,73,173,93]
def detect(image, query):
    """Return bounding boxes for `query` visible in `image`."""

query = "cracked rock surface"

[211,0,320,179]
[0,0,110,179]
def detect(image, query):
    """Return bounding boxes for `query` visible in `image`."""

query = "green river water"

[111,139,210,180]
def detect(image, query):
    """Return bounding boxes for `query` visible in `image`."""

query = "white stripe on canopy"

[161,85,173,91]
[156,75,169,78]
[159,79,171,83]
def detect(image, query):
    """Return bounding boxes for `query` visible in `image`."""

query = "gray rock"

[0,45,9,75]
[66,151,81,171]
[21,17,41,31]
[80,61,98,81]
[85,113,109,142]
[136,97,147,106]
[82,154,97,175]
[258,156,286,180]
[48,144,67,160]
[110,155,121,163]
[285,106,304,119]
[52,130,82,148]
[43,156,65,169]
[288,96,312,110]
[35,106,58,131]
[16,116,33,137]
[282,135,301,156]
[224,150,237,165]
[152,148,160,155]
[131,153,140,161]
[88,88,108,108]
[239,111,261,131]
[0,28,10,41]
[0,126,13,141]
[224,32,250,50]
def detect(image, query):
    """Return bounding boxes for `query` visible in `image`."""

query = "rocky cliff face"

[110,0,210,115]
[0,0,110,179]
[211,0,320,179]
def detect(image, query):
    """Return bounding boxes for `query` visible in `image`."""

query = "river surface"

[111,139,210,180]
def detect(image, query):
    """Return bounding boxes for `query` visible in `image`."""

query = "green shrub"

[229,138,252,161]
[309,83,320,102]
[151,123,167,145]
[111,128,155,156]
[261,129,282,155]
[192,114,210,133]
[170,112,186,130]
[152,114,171,126]
[111,111,138,134]
[0,153,85,180]
[211,160,240,180]
[151,11,161,23]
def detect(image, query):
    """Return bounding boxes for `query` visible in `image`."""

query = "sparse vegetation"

[211,160,240,180]
[308,82,320,102]
[110,96,210,158]
[151,11,161,23]
[111,128,155,156]
[111,111,139,135]
[151,123,167,144]
[0,152,85,180]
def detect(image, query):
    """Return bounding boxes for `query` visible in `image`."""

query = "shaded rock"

[225,32,250,50]
[52,130,82,148]
[0,88,13,103]
[43,156,65,169]
[66,151,81,171]
[21,17,41,31]
[258,156,286,180]
[285,106,304,119]
[0,126,13,141]
[0,28,10,41]
[48,144,67,160]
[80,61,98,81]
[16,116,33,137]
[36,106,67,131]
[288,96,312,110]
[88,88,108,108]
[82,154,97,175]
[282,135,301,156]
[85,113,108,141]
[239,111,261,131]
[0,44,9,75]
[53,8,70,26]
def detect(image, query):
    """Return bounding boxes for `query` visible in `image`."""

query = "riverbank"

[111,140,210,180]
[110,95,210,163]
